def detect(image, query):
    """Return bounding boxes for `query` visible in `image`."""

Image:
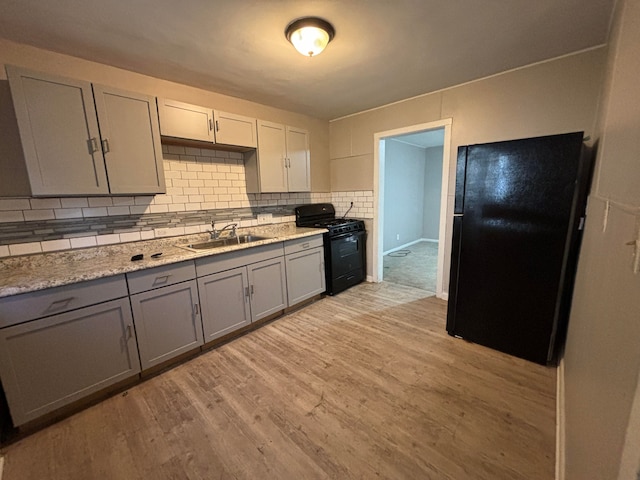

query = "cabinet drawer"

[126,261,196,295]
[196,243,284,277]
[284,235,324,255]
[0,275,128,329]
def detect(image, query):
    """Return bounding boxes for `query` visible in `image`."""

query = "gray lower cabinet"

[284,235,326,306]
[196,243,287,342]
[127,262,203,370]
[197,267,251,342]
[247,256,287,321]
[0,296,140,426]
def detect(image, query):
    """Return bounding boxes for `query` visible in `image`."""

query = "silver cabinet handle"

[46,297,75,313]
[208,118,213,131]
[244,286,250,298]
[215,120,219,132]
[126,324,133,339]
[88,137,99,154]
[302,242,310,249]
[194,303,200,316]
[152,275,171,286]
[101,138,110,154]
[250,285,254,297]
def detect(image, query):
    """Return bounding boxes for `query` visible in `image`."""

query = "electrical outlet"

[257,213,273,225]
[155,228,169,237]
[396,234,400,240]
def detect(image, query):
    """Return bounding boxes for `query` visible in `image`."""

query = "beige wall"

[330,47,607,292]
[563,0,640,478]
[0,39,331,192]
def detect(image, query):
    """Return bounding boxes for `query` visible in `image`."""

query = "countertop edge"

[0,226,327,298]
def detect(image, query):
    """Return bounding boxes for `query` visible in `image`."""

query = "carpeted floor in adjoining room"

[383,241,438,293]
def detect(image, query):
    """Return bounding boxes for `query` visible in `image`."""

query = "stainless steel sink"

[180,234,270,251]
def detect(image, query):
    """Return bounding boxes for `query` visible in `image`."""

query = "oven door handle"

[330,231,365,241]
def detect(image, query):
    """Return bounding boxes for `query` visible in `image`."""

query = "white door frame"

[372,118,452,299]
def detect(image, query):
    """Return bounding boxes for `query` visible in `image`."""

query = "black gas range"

[295,203,366,295]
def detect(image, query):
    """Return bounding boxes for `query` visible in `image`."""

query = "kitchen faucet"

[211,222,238,239]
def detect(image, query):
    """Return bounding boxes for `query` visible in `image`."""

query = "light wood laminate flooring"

[0,282,556,480]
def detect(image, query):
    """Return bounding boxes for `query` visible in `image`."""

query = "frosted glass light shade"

[286,18,335,57]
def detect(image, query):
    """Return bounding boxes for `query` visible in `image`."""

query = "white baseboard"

[556,357,565,480]
[422,238,439,243]
[438,292,449,301]
[366,275,374,283]
[383,238,438,255]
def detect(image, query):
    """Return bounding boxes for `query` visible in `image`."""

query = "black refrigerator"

[446,132,591,365]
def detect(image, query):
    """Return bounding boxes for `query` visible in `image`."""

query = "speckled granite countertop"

[0,223,326,298]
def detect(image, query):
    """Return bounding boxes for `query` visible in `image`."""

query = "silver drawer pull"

[101,138,110,154]
[126,324,133,339]
[302,242,310,249]
[152,275,171,286]
[194,304,200,316]
[45,297,75,313]
[87,137,99,154]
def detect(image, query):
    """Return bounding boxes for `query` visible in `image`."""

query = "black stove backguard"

[295,203,366,295]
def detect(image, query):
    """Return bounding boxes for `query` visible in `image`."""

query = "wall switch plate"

[396,234,400,240]
[257,213,273,225]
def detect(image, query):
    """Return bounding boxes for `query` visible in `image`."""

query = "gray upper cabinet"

[157,98,214,142]
[5,65,165,196]
[213,110,257,148]
[93,85,165,195]
[245,120,310,193]
[157,98,257,148]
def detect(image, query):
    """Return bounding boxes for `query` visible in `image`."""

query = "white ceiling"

[0,0,615,120]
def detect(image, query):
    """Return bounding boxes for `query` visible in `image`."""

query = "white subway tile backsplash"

[88,197,113,207]
[119,231,141,243]
[30,198,62,209]
[107,206,131,216]
[0,210,25,222]
[0,199,31,211]
[23,209,55,221]
[112,197,136,206]
[96,234,121,245]
[149,205,169,213]
[70,236,98,249]
[9,242,42,256]
[83,207,108,217]
[61,197,89,208]
[41,239,72,252]
[55,208,83,219]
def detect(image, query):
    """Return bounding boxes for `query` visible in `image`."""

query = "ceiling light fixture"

[285,17,335,57]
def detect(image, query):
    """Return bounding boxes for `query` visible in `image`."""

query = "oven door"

[328,230,366,294]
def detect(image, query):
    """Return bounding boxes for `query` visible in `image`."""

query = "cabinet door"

[198,267,251,342]
[286,126,311,192]
[0,298,140,426]
[6,65,109,196]
[93,86,166,194]
[248,257,287,322]
[285,246,326,306]
[256,120,288,192]
[157,98,214,142]
[130,280,202,370]
[214,110,257,148]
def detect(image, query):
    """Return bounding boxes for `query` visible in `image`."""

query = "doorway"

[372,119,452,299]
